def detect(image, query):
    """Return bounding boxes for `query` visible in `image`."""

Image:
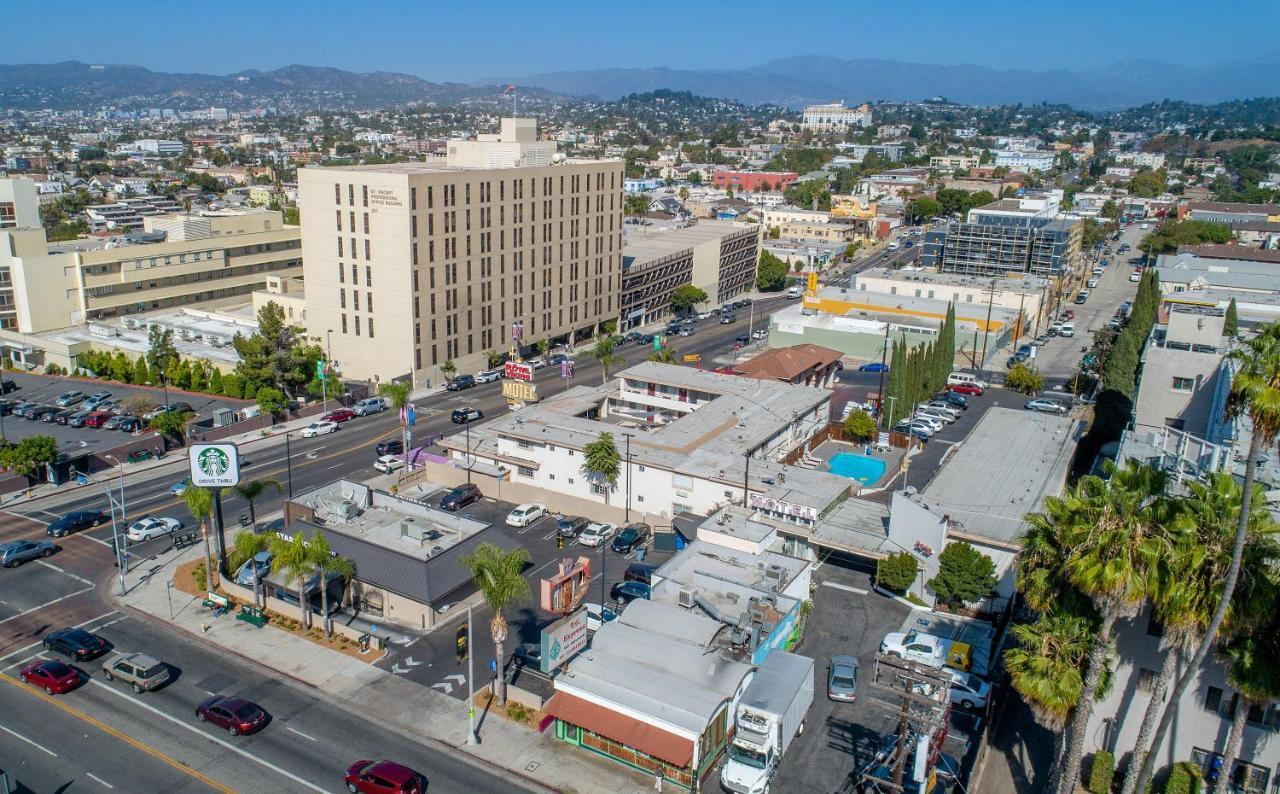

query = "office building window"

[354,316,361,336]
[335,210,342,231]
[348,184,354,205]
[364,240,371,260]
[338,263,344,283]
[367,318,374,338]
[410,187,417,210]
[335,184,341,204]
[362,185,368,207]
[339,289,346,309]
[353,292,359,311]
[366,266,372,287]
[363,213,369,234]
[337,238,343,257]
[341,314,348,333]
[367,293,373,312]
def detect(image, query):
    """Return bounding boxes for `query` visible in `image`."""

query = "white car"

[914,407,955,425]
[475,369,501,384]
[300,420,339,438]
[577,521,617,547]
[527,357,547,370]
[505,503,547,528]
[948,670,992,710]
[880,631,947,668]
[909,413,944,432]
[374,455,404,473]
[352,397,388,416]
[126,516,183,542]
[1026,398,1069,414]
[919,402,960,421]
[1130,270,1142,283]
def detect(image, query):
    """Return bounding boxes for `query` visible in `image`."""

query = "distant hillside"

[491,53,1280,110]
[0,61,550,110]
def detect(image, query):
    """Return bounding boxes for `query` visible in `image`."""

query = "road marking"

[0,586,95,625]
[0,611,119,664]
[3,512,50,525]
[84,678,328,793]
[37,560,96,585]
[1,673,233,792]
[0,723,57,756]
[821,581,869,595]
[86,772,115,789]
[286,726,317,742]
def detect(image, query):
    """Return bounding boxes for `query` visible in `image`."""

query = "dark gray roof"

[288,520,524,605]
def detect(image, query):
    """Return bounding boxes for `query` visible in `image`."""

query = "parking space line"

[0,723,57,756]
[0,586,95,625]
[86,772,115,789]
[37,560,95,585]
[286,726,318,742]
[821,581,869,595]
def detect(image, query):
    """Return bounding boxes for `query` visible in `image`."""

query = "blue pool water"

[828,452,888,486]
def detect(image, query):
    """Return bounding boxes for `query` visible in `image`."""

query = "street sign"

[652,335,661,351]
[502,380,539,404]
[504,361,533,382]
[188,443,242,487]
[316,359,326,380]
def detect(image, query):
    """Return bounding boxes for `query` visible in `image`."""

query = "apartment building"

[929,154,981,171]
[801,100,873,131]
[710,171,798,193]
[84,196,183,232]
[298,118,624,386]
[921,198,1082,279]
[0,178,40,230]
[620,220,760,329]
[992,150,1056,172]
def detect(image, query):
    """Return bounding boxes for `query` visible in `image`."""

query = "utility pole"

[466,602,477,745]
[876,321,891,428]
[979,278,997,371]
[859,652,954,794]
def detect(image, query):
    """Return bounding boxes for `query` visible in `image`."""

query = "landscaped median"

[171,557,386,662]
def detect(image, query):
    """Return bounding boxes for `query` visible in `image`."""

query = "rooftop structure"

[620,219,759,326]
[735,343,843,387]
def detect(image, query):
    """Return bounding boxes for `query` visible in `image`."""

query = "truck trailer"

[720,651,815,794]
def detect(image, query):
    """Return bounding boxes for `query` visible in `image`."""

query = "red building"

[711,171,798,193]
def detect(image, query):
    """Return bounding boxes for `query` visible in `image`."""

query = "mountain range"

[489,54,1280,110]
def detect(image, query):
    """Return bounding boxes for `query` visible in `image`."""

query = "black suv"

[611,522,652,554]
[48,510,109,537]
[624,562,657,585]
[446,375,476,391]
[43,627,108,660]
[556,515,589,538]
[375,438,404,456]
[440,483,482,511]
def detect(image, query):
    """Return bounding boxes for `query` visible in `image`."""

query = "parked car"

[634,335,655,347]
[28,405,57,421]
[170,478,190,496]
[11,401,36,417]
[549,352,572,365]
[55,390,86,407]
[892,421,932,441]
[879,631,946,668]
[47,510,108,537]
[322,408,357,424]
[678,327,695,337]
[827,654,860,702]
[610,522,651,554]
[344,759,427,794]
[583,602,618,632]
[375,438,404,457]
[858,362,889,372]
[352,397,388,416]
[195,695,268,736]
[735,334,751,346]
[505,503,547,528]
[126,517,183,542]
[43,627,108,660]
[1059,323,1075,338]
[83,410,113,428]
[446,374,476,391]
[475,369,501,384]
[440,483,482,511]
[66,411,94,428]
[609,580,651,605]
[1026,398,1069,414]
[451,407,483,424]
[102,651,170,693]
[373,455,404,474]
[527,357,547,370]
[934,392,968,409]
[1007,352,1030,368]
[577,521,617,547]
[115,415,141,432]
[1087,277,1100,289]
[20,659,83,695]
[1074,290,1090,304]
[947,383,984,396]
[83,392,113,410]
[300,420,339,438]
[948,669,991,710]
[0,379,15,394]
[102,414,126,430]
[0,538,57,567]
[720,314,737,324]
[624,562,657,585]
[556,515,589,539]
[49,408,76,424]
[920,402,960,420]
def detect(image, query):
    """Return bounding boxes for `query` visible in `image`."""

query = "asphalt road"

[0,513,524,794]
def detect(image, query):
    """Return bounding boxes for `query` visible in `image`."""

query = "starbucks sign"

[188,443,242,487]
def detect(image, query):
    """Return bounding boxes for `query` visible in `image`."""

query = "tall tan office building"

[298,119,624,386]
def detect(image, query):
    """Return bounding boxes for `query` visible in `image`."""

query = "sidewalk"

[114,541,652,794]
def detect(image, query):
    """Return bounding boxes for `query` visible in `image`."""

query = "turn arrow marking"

[431,681,454,694]
[404,656,421,667]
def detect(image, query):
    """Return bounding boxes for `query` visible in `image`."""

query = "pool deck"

[813,439,905,490]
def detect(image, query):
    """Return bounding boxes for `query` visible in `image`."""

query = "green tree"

[624,193,651,217]
[182,486,216,591]
[756,250,789,292]
[485,351,505,370]
[1128,169,1167,198]
[1100,200,1122,220]
[581,432,621,504]
[132,356,150,385]
[378,382,412,480]
[255,386,287,417]
[110,352,133,383]
[461,542,532,706]
[146,325,178,377]
[270,532,316,629]
[907,197,942,222]
[669,284,709,316]
[1005,363,1044,394]
[232,301,308,398]
[1224,298,1238,337]
[590,336,623,384]
[440,359,457,383]
[536,339,551,357]
[928,541,997,606]
[0,436,59,482]
[230,530,270,609]
[876,551,918,595]
[307,531,354,640]
[208,368,224,394]
[842,409,876,443]
[221,372,244,399]
[648,347,677,364]
[233,478,283,529]
[149,410,192,446]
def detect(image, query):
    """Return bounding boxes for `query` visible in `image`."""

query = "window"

[517,466,534,478]
[590,482,606,495]
[362,185,368,207]
[366,266,372,287]
[367,318,374,338]
[1205,686,1226,715]
[341,314,348,333]
[1171,377,1195,391]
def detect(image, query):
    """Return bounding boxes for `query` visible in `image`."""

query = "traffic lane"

[0,670,227,793]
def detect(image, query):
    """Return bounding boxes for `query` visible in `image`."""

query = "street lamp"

[321,329,334,414]
[101,454,127,595]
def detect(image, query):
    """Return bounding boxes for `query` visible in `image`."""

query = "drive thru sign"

[188,443,242,488]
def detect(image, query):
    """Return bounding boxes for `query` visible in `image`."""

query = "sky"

[6,0,1278,79]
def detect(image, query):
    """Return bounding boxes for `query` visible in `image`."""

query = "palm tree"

[1135,324,1280,793]
[270,532,315,630]
[649,347,677,364]
[306,531,354,640]
[232,477,282,528]
[461,542,531,706]
[581,432,621,505]
[230,530,270,609]
[1021,460,1165,794]
[440,359,457,383]
[590,335,623,384]
[183,486,215,591]
[485,350,505,370]
[378,382,412,479]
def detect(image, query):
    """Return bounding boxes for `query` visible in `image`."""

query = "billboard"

[188,443,242,488]
[539,610,588,674]
[505,361,533,382]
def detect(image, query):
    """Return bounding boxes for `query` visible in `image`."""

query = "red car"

[20,659,83,694]
[195,695,268,735]
[84,410,113,428]
[322,408,356,424]
[948,383,984,396]
[345,760,427,794]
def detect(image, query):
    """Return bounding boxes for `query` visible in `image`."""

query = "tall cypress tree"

[1224,298,1238,337]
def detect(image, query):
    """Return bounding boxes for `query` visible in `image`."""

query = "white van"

[947,372,988,389]
[787,285,802,299]
[1059,323,1075,338]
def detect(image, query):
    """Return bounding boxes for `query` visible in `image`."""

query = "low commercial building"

[735,344,843,388]
[851,267,1056,337]
[83,196,183,232]
[710,171,798,193]
[776,218,871,245]
[1181,201,1280,224]
[620,220,759,329]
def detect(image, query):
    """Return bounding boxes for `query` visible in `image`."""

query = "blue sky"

[6,0,1277,78]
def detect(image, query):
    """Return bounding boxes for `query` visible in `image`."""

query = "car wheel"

[887,651,902,659]
[10,558,21,567]
[45,686,54,695]
[132,682,143,694]
[19,673,28,683]
[103,669,114,681]
[93,518,104,526]
[348,784,359,793]
[40,548,52,558]
[196,711,206,722]
[228,725,238,736]
[961,699,975,709]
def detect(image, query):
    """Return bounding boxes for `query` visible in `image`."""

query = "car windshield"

[832,674,857,689]
[729,745,768,769]
[618,529,637,541]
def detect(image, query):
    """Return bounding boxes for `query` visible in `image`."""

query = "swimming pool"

[828,452,888,486]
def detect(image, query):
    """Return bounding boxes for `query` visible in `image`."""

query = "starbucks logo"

[197,448,230,478]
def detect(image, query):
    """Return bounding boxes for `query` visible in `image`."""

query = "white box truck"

[720,651,815,794]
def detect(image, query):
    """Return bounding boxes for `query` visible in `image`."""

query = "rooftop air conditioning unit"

[678,587,697,608]
[401,517,424,540]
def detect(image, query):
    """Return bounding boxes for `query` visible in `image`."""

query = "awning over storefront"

[545,692,694,768]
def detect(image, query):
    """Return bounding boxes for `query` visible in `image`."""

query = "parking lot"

[0,371,247,449]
